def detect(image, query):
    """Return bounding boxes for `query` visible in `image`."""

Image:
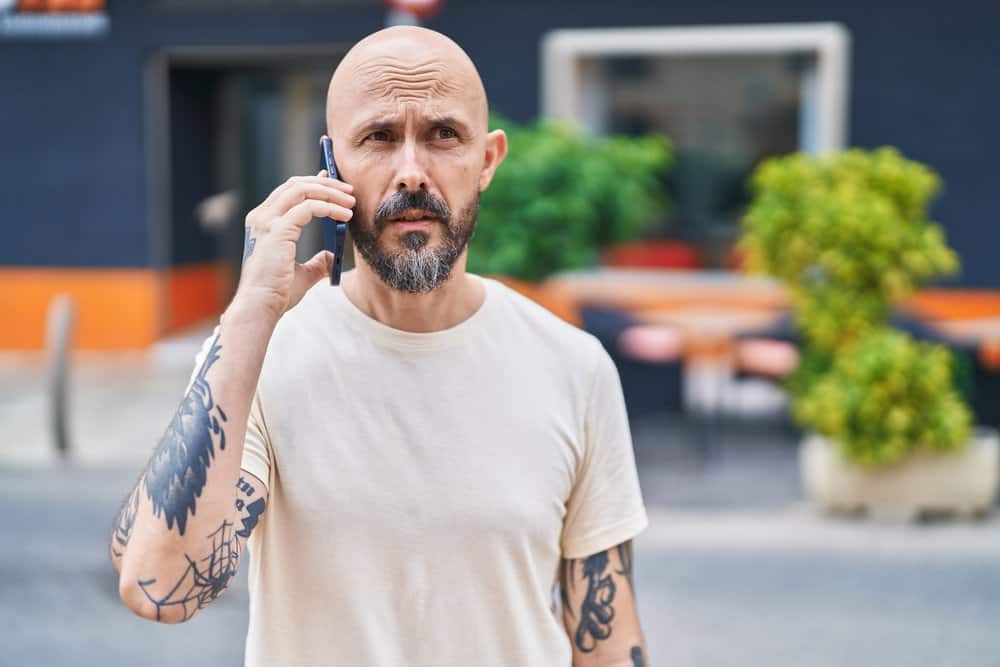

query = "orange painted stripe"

[1,261,230,350]
[904,290,1000,321]
[166,261,231,334]
[1,267,161,350]
[3,266,995,350]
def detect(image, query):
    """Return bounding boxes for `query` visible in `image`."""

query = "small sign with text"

[0,1,109,39]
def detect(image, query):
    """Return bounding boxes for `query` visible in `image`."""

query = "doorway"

[146,45,349,335]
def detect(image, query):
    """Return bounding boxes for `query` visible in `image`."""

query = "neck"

[340,252,484,333]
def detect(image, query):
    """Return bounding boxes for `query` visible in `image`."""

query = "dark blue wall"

[1,0,997,285]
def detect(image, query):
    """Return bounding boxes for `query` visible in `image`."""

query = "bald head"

[320,27,507,295]
[327,26,488,138]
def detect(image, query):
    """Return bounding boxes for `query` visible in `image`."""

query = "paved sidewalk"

[4,462,999,667]
[0,324,214,468]
[2,346,999,666]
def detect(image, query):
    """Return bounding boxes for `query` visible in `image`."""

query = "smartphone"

[320,135,348,285]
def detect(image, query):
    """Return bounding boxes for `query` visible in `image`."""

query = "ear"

[478,129,508,192]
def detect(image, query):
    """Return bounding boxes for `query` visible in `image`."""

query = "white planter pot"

[800,428,999,518]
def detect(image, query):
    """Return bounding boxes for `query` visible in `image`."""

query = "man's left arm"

[559,539,647,666]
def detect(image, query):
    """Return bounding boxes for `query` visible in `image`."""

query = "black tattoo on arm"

[138,487,266,622]
[234,476,265,538]
[562,551,618,653]
[242,227,256,264]
[143,335,227,536]
[110,482,141,559]
[138,519,242,622]
[560,540,638,655]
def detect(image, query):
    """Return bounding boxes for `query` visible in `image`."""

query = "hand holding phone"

[320,135,349,286]
[234,148,354,319]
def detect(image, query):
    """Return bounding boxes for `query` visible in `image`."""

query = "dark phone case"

[320,136,347,285]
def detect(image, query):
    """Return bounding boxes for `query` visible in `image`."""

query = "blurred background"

[2,1,1000,665]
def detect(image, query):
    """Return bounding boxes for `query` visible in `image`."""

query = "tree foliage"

[467,116,672,282]
[741,148,972,467]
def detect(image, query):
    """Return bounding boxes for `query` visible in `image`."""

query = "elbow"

[118,577,159,622]
[117,569,191,624]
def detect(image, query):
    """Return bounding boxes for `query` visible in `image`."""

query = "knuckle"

[245,208,261,224]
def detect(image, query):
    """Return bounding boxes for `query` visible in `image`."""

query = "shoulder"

[483,275,606,369]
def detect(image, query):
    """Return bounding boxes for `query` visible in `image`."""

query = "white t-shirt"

[194,273,647,666]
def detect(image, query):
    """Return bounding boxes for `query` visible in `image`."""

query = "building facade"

[1,0,996,348]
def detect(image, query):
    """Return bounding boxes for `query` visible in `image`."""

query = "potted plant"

[468,115,671,295]
[740,147,998,517]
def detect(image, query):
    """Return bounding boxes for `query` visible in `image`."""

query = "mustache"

[374,189,451,226]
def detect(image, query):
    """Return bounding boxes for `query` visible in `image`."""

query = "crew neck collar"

[331,274,495,352]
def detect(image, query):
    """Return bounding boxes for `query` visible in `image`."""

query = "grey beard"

[370,229,456,293]
[352,195,479,294]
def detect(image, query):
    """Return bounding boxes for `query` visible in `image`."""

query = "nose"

[395,139,429,193]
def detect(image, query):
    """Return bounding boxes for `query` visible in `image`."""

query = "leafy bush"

[467,116,672,281]
[794,329,971,466]
[740,147,972,467]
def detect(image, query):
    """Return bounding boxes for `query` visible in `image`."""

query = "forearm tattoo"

[143,335,228,536]
[137,475,264,621]
[138,518,241,622]
[110,482,141,559]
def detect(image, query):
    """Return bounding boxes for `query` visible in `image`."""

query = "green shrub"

[740,147,972,467]
[467,115,672,281]
[794,329,971,466]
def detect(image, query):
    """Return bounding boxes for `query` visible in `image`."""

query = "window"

[542,24,850,266]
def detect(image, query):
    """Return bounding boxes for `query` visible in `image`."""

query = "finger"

[280,199,353,229]
[299,249,334,285]
[271,182,356,216]
[262,174,353,209]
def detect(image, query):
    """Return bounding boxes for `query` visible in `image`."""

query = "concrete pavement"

[2,338,999,666]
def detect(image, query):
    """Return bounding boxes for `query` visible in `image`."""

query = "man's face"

[328,49,499,293]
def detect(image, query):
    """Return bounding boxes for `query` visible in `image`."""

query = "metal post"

[45,293,77,459]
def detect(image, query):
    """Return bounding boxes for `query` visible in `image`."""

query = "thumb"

[300,249,334,285]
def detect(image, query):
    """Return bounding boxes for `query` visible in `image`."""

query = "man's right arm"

[109,302,275,623]
[107,170,355,623]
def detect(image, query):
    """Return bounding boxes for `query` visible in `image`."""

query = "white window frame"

[541,23,851,153]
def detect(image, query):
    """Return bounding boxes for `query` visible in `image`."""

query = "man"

[110,26,649,666]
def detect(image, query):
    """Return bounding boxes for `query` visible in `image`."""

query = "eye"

[434,126,458,140]
[366,130,391,142]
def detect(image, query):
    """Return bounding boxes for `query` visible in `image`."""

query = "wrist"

[223,292,282,332]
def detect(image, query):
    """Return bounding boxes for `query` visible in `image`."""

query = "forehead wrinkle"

[355,56,463,104]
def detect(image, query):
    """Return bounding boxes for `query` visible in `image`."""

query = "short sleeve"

[560,341,649,560]
[186,323,272,492]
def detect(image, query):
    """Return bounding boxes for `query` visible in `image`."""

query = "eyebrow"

[428,115,468,130]
[357,118,397,135]
[353,114,472,137]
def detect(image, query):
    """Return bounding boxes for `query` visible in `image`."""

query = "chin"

[379,232,431,253]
